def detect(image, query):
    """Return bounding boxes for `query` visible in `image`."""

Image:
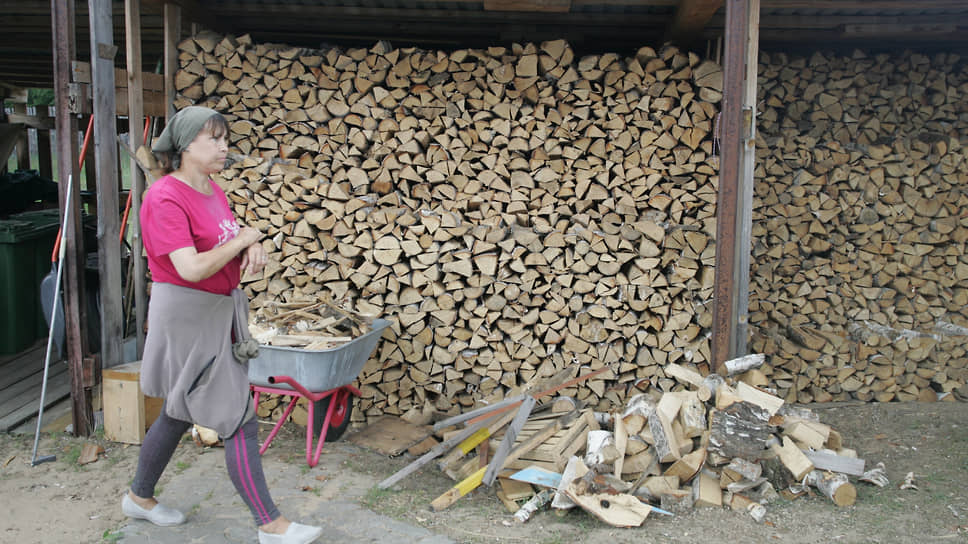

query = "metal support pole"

[711,0,757,372]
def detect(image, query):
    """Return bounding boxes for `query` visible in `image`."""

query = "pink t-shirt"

[141,174,242,295]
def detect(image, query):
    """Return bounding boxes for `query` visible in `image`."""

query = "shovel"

[40,115,94,357]
[31,173,74,466]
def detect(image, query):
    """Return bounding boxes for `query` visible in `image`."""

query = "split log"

[708,401,773,461]
[804,470,856,507]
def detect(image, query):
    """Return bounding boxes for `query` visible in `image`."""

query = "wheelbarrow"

[248,318,390,467]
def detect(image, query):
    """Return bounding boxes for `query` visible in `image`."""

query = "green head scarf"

[152,106,221,155]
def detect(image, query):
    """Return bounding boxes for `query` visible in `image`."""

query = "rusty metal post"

[711,0,753,373]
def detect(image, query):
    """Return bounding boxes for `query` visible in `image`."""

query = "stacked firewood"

[383,357,877,525]
[174,31,724,422]
[172,31,968,422]
[749,50,968,404]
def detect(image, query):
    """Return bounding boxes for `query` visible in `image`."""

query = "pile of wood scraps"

[248,295,377,426]
[374,354,888,527]
[249,295,374,350]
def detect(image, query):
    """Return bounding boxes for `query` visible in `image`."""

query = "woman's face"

[183,126,228,174]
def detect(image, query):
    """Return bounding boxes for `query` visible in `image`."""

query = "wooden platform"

[0,339,71,433]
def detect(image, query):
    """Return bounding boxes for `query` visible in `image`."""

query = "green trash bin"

[0,209,60,355]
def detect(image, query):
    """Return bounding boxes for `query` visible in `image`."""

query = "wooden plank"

[35,107,53,180]
[430,466,486,511]
[70,61,165,91]
[53,0,91,437]
[735,381,784,415]
[0,341,44,367]
[802,450,866,477]
[482,396,536,485]
[0,344,47,392]
[666,0,724,44]
[0,371,71,432]
[771,436,815,481]
[124,0,148,359]
[499,476,534,501]
[0,123,25,168]
[67,82,169,117]
[437,408,518,471]
[12,104,30,169]
[0,364,68,416]
[4,114,55,130]
[90,0,125,379]
[483,0,571,12]
[378,408,511,489]
[164,2,181,121]
[613,414,628,478]
[433,394,527,432]
[346,415,433,456]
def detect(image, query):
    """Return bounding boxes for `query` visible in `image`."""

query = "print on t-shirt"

[217,217,240,247]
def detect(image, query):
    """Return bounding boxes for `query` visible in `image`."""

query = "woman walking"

[122,106,323,544]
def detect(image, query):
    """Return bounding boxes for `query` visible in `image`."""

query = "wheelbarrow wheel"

[312,391,353,442]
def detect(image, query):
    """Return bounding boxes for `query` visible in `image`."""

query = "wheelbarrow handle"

[267,375,314,398]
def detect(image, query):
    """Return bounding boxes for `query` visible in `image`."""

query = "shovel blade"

[39,263,65,359]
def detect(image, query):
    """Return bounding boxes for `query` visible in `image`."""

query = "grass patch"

[359,485,434,521]
[101,529,123,543]
[62,444,83,468]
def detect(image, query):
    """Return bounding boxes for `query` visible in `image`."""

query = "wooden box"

[103,361,163,444]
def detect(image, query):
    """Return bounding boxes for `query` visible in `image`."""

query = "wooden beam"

[733,0,759,361]
[88,0,124,376]
[163,2,181,121]
[483,0,572,12]
[666,0,723,45]
[70,61,166,92]
[125,0,147,358]
[52,0,93,437]
[0,124,24,168]
[143,0,222,33]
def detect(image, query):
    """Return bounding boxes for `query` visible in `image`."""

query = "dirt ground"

[1,400,966,544]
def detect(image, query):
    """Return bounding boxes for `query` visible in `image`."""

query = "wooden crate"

[505,409,599,472]
[103,361,163,444]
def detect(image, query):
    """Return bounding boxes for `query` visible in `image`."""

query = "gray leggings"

[130,408,281,526]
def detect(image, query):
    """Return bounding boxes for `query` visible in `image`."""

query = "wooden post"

[733,0,759,360]
[13,104,31,170]
[125,0,147,357]
[88,0,124,373]
[711,0,757,372]
[52,0,94,437]
[164,2,181,122]
[36,106,53,181]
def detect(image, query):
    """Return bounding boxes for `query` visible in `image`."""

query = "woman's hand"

[235,226,264,248]
[240,241,267,276]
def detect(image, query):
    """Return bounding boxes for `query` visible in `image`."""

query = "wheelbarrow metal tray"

[248,318,390,391]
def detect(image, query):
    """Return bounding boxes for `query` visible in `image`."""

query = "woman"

[123,106,323,544]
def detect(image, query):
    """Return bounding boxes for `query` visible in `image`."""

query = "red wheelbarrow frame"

[250,375,361,467]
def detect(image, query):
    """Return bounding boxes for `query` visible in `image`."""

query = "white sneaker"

[121,493,187,526]
[257,521,323,544]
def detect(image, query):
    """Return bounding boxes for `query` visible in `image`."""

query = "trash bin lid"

[0,219,39,243]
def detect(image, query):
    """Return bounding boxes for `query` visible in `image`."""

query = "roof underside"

[3,0,968,89]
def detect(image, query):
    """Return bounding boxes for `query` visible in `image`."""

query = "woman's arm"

[168,226,263,283]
